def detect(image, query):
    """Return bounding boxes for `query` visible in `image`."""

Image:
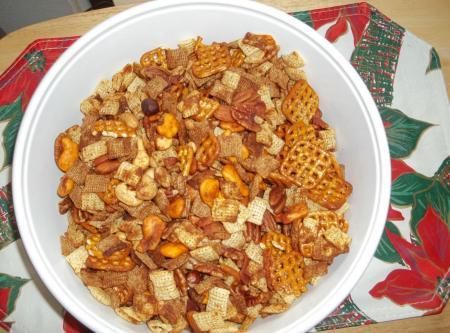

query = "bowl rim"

[12,0,391,332]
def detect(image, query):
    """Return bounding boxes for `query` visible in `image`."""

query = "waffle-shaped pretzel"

[261,231,292,253]
[282,80,319,124]
[140,47,167,68]
[285,121,318,147]
[269,250,306,296]
[280,141,332,189]
[193,96,220,121]
[192,42,231,78]
[85,235,135,272]
[306,160,352,210]
[196,133,220,169]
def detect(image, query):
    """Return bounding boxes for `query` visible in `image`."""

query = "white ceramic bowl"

[13,0,390,332]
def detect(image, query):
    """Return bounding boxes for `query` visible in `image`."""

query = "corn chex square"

[236,204,251,224]
[319,129,337,151]
[81,140,107,162]
[174,227,202,249]
[115,161,141,187]
[192,311,226,331]
[245,242,263,265]
[99,99,120,116]
[81,193,105,211]
[221,70,240,90]
[247,197,268,225]
[266,133,285,156]
[206,287,230,317]
[324,226,351,251]
[127,76,146,94]
[149,270,180,301]
[212,198,240,223]
[65,245,88,275]
[222,231,245,249]
[222,221,246,234]
[190,246,219,262]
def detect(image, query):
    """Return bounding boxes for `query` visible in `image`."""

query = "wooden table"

[0,1,449,332]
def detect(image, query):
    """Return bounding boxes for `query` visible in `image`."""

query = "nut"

[269,185,286,214]
[95,159,121,174]
[219,121,245,132]
[186,271,202,285]
[115,182,143,207]
[57,176,75,197]
[55,134,79,172]
[159,242,189,258]
[138,215,166,252]
[222,164,249,197]
[276,202,308,224]
[199,177,220,207]
[136,170,158,200]
[141,97,160,116]
[133,137,151,169]
[157,113,179,138]
[156,136,173,151]
[166,196,186,219]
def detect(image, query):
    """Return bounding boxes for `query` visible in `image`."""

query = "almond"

[95,159,121,174]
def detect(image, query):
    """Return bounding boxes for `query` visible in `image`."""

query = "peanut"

[167,196,185,219]
[55,135,79,172]
[222,164,249,197]
[95,159,121,174]
[159,242,189,258]
[138,215,166,252]
[199,178,220,207]
[57,176,75,197]
[156,113,179,138]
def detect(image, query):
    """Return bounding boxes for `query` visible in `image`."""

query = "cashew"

[156,136,173,150]
[115,182,143,207]
[133,137,151,169]
[137,170,158,200]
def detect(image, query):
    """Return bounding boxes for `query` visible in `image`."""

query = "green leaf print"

[409,157,450,238]
[291,11,314,27]
[0,96,24,168]
[426,47,441,74]
[380,107,433,158]
[391,173,433,206]
[375,221,403,264]
[0,273,29,319]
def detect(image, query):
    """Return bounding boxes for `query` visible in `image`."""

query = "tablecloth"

[0,2,448,332]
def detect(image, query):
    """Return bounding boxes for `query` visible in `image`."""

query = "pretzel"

[230,48,245,67]
[280,141,332,189]
[266,249,306,296]
[261,231,292,253]
[178,144,194,177]
[192,42,231,78]
[285,121,318,147]
[306,160,352,210]
[193,97,220,122]
[140,47,167,68]
[196,133,220,169]
[282,80,318,124]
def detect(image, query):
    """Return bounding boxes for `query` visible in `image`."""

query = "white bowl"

[12,0,390,332]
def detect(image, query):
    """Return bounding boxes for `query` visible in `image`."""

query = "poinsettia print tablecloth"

[0,3,448,332]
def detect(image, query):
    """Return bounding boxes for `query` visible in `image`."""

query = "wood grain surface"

[0,1,448,332]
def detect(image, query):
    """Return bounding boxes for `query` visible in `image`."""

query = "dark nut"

[186,271,202,285]
[141,98,159,116]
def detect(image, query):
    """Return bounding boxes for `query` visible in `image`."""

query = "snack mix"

[55,33,352,333]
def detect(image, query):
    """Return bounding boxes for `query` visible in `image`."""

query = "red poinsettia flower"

[387,203,404,221]
[63,311,93,333]
[370,206,450,313]
[310,2,371,45]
